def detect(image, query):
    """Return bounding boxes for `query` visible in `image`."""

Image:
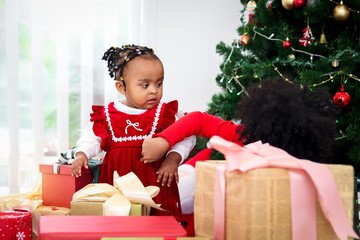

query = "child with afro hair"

[237,77,336,163]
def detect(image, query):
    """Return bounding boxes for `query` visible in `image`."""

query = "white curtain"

[0,0,157,196]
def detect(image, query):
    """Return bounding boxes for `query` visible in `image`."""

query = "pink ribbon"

[210,136,358,240]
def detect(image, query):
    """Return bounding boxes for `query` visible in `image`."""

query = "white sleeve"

[74,122,103,160]
[166,111,196,164]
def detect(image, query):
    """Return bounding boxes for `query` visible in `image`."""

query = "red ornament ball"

[266,0,274,8]
[294,0,306,8]
[283,40,291,48]
[333,86,351,108]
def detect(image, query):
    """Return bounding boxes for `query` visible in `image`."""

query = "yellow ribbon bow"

[72,171,163,216]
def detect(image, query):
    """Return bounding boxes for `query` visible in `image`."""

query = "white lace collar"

[104,101,163,142]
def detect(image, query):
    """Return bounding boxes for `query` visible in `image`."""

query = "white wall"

[153,0,242,112]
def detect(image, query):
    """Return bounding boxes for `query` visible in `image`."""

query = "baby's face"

[119,57,164,109]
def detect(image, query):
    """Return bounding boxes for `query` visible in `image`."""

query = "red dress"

[90,100,182,221]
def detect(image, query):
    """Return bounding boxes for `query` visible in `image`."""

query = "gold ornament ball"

[247,0,257,13]
[282,0,295,10]
[333,2,350,22]
[288,54,296,61]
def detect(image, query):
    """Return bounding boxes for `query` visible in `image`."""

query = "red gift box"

[38,216,187,240]
[0,209,32,240]
[39,164,96,208]
[100,237,209,240]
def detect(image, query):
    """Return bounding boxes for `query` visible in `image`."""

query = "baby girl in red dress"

[70,45,196,223]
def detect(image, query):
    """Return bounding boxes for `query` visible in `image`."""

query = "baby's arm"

[161,111,242,146]
[168,135,196,164]
[141,137,170,163]
[71,123,103,177]
[71,152,89,178]
[155,134,195,186]
[156,152,181,187]
[141,111,242,162]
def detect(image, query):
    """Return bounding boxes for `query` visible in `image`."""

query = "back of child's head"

[102,44,160,81]
[236,77,336,163]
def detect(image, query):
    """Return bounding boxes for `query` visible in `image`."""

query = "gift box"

[194,136,359,240]
[70,172,161,217]
[39,163,97,208]
[32,205,71,239]
[194,137,357,240]
[71,201,149,216]
[38,216,187,240]
[1,185,43,240]
[0,208,32,240]
[70,201,103,215]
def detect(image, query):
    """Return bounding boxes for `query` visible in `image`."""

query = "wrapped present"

[70,172,160,216]
[70,201,103,215]
[39,162,101,208]
[0,184,43,240]
[194,136,358,240]
[1,184,42,211]
[0,207,32,240]
[71,201,149,216]
[32,205,71,238]
[38,216,187,240]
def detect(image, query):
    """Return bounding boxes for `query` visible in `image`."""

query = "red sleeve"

[160,100,178,131]
[155,111,244,147]
[90,105,111,151]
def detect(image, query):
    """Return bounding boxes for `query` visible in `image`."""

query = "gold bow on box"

[72,171,163,216]
[0,183,43,212]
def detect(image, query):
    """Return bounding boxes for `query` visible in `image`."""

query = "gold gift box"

[71,201,150,216]
[194,161,354,240]
[32,205,71,239]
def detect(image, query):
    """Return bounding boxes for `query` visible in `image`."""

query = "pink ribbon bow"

[210,136,358,240]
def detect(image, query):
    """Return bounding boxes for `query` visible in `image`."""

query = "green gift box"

[71,201,149,216]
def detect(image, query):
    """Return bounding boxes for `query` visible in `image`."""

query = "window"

[0,0,139,196]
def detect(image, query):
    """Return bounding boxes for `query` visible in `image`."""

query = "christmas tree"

[207,0,360,175]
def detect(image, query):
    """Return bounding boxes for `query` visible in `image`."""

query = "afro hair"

[236,77,336,163]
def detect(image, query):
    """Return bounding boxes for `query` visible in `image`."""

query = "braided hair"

[102,44,158,91]
[236,77,336,163]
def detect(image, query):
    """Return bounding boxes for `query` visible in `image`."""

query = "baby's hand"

[70,152,89,177]
[156,152,181,187]
[141,137,170,163]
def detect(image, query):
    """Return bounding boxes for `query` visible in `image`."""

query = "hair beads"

[102,44,154,80]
